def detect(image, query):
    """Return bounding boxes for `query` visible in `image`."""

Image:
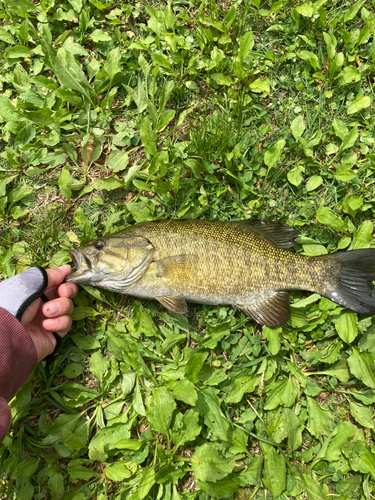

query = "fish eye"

[94,241,104,250]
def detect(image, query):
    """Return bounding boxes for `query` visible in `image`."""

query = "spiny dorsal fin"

[230,220,299,249]
[156,296,188,314]
[239,291,290,327]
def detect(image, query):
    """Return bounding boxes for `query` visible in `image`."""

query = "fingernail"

[45,302,61,315]
[58,264,70,272]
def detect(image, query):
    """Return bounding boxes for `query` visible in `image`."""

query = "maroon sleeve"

[0,308,37,443]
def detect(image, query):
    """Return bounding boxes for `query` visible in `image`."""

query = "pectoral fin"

[239,291,290,327]
[154,254,198,278]
[156,295,188,314]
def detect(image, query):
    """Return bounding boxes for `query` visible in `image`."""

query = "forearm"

[0,307,37,443]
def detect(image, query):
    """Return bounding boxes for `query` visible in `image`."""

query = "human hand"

[21,265,79,362]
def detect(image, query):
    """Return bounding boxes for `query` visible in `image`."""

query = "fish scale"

[66,219,375,327]
[124,220,330,296]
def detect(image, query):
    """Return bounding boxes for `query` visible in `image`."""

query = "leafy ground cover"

[1,0,375,498]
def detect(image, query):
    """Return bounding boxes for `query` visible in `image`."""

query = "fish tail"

[325,249,375,315]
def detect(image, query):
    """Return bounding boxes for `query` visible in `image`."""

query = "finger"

[45,265,72,291]
[42,297,74,318]
[44,282,78,301]
[57,283,79,299]
[42,316,73,337]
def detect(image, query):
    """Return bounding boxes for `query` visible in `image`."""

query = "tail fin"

[325,249,375,315]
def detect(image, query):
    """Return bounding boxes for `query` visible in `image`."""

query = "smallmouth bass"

[66,219,375,327]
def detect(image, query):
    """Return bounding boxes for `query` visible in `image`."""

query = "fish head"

[66,233,154,291]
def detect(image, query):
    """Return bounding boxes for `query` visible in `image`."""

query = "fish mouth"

[65,250,94,283]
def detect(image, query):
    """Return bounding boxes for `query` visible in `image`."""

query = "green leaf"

[147,387,176,435]
[169,380,197,406]
[333,310,358,344]
[343,0,366,23]
[249,78,270,93]
[347,95,371,114]
[89,351,109,382]
[58,168,72,201]
[228,428,248,455]
[170,408,201,446]
[238,31,254,61]
[291,115,305,140]
[63,363,85,379]
[157,109,175,132]
[0,96,23,121]
[349,401,374,429]
[106,149,129,173]
[298,50,320,70]
[303,474,325,500]
[191,444,235,482]
[90,29,112,42]
[342,125,358,150]
[106,461,137,481]
[295,3,313,16]
[133,380,146,416]
[348,348,375,388]
[325,421,356,461]
[200,320,231,349]
[151,53,170,68]
[164,3,176,30]
[9,185,33,206]
[306,396,334,437]
[92,176,125,192]
[262,447,286,497]
[264,139,285,168]
[197,387,230,441]
[211,73,233,86]
[14,458,39,478]
[140,116,157,157]
[351,220,373,250]
[89,423,131,451]
[287,165,304,187]
[105,47,121,82]
[332,118,348,141]
[263,326,281,355]
[226,375,257,404]
[316,207,345,232]
[185,353,205,383]
[343,440,375,479]
[137,466,156,499]
[358,324,375,354]
[340,65,361,84]
[264,376,298,410]
[4,45,32,59]
[306,175,323,192]
[10,206,29,220]
[315,359,351,382]
[70,334,100,351]
[197,475,239,499]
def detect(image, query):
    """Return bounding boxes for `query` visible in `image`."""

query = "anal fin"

[156,296,188,314]
[239,291,290,327]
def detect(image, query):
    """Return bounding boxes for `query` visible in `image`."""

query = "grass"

[1,0,375,498]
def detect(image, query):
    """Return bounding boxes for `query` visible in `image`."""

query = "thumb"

[21,298,42,327]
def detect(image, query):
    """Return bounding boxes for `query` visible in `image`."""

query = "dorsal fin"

[230,220,299,249]
[239,291,290,327]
